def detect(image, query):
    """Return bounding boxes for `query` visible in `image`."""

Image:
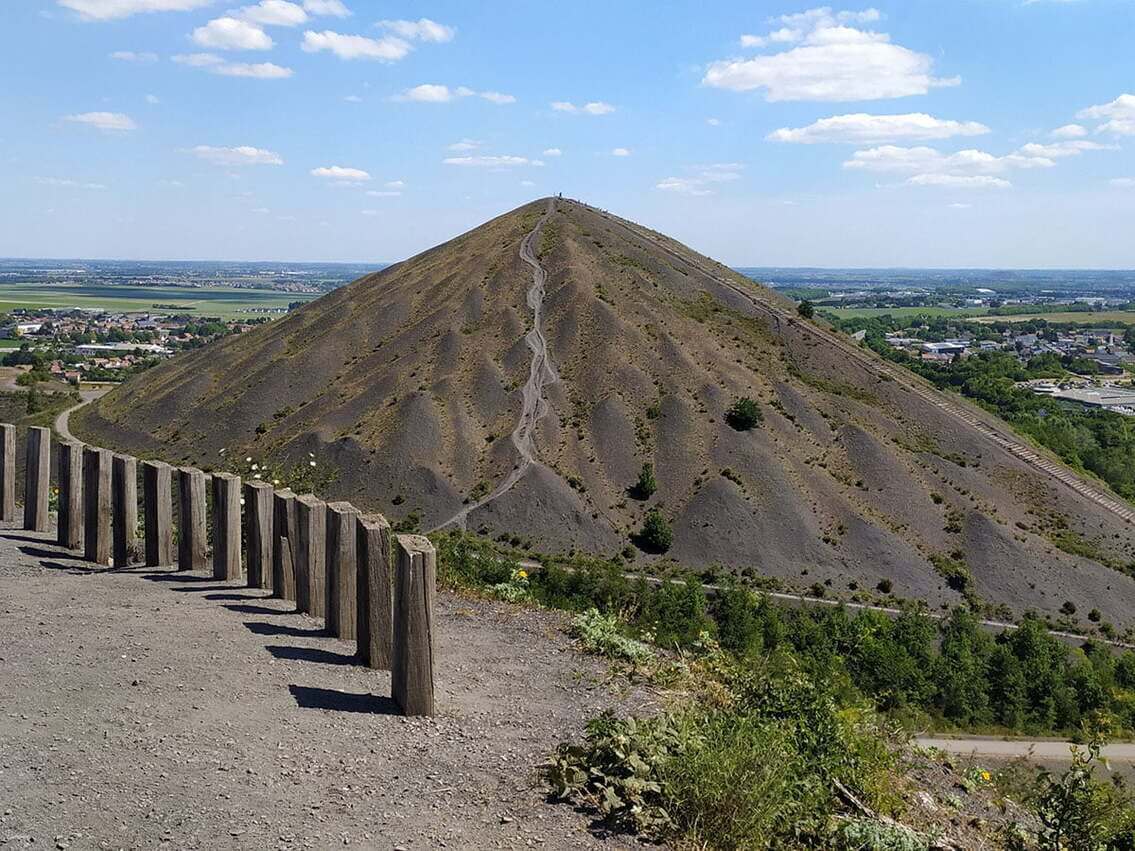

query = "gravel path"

[0,524,651,850]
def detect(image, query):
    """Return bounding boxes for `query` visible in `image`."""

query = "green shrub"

[634,509,673,553]
[725,396,763,431]
[570,609,653,663]
[630,463,657,500]
[797,299,816,319]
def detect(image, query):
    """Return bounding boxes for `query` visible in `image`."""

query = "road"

[578,201,1135,527]
[916,736,1135,762]
[432,198,558,531]
[53,388,107,443]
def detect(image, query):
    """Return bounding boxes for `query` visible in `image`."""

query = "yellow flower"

[517,569,528,580]
[981,770,991,782]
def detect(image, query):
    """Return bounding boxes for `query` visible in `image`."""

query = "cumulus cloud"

[58,0,211,21]
[302,0,349,15]
[110,50,159,62]
[842,144,1063,189]
[551,100,615,115]
[704,7,958,101]
[384,179,404,189]
[396,84,514,104]
[173,53,293,77]
[448,139,481,151]
[311,165,371,181]
[443,155,543,167]
[192,17,274,50]
[543,147,562,156]
[236,0,308,26]
[63,111,137,131]
[656,163,743,195]
[1078,93,1135,136]
[1017,140,1117,158]
[365,189,401,197]
[301,29,410,60]
[378,18,454,42]
[190,144,283,165]
[769,113,990,144]
[1051,123,1088,139]
[611,147,631,157]
[907,174,1010,189]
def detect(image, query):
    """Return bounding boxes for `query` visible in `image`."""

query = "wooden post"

[272,488,297,600]
[392,535,437,716]
[111,454,138,568]
[177,467,207,572]
[211,472,241,580]
[0,423,14,522]
[243,481,274,590]
[356,514,393,669]
[23,426,50,532]
[142,461,173,566]
[294,494,326,615]
[82,446,111,565]
[57,441,83,549]
[325,501,360,640]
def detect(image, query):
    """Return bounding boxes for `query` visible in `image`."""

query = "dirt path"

[916,736,1135,762]
[0,524,651,850]
[433,199,558,532]
[53,388,106,442]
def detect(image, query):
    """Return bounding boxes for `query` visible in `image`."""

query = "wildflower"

[273,479,280,485]
[980,770,991,782]
[308,452,315,458]
[517,569,528,580]
[254,473,262,479]
[245,456,252,463]
[309,461,316,467]
[251,463,259,471]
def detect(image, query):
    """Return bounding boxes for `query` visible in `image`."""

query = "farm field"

[827,305,1135,325]
[0,282,315,320]
[971,310,1135,325]
[825,306,992,319]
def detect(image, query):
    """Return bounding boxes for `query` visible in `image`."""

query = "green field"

[0,282,316,320]
[824,306,991,319]
[971,310,1135,325]
[827,305,1135,325]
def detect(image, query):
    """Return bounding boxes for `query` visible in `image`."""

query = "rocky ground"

[0,523,655,850]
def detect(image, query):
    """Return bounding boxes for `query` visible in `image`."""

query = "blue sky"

[2,0,1134,267]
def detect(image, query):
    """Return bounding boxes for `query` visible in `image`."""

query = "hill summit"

[76,197,1135,621]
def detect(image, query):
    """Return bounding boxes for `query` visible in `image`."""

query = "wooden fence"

[0,423,435,716]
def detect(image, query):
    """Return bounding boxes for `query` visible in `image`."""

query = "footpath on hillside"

[0,523,652,850]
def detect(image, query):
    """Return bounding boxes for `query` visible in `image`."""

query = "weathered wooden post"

[211,472,241,580]
[0,423,15,522]
[23,426,50,532]
[392,534,437,716]
[356,513,393,669]
[326,501,360,640]
[141,461,173,566]
[243,480,274,590]
[294,494,326,615]
[82,446,112,565]
[111,454,138,568]
[177,467,207,572]
[57,441,83,549]
[272,488,297,600]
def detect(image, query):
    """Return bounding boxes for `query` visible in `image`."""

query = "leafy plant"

[630,462,657,500]
[634,508,673,553]
[570,608,653,663]
[725,396,763,431]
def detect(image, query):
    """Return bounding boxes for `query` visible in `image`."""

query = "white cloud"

[907,174,1010,189]
[145,93,160,104]
[397,84,513,104]
[311,165,370,181]
[58,0,211,21]
[1078,93,1135,136]
[36,177,107,190]
[1017,140,1116,158]
[192,17,273,50]
[236,0,308,26]
[110,50,159,62]
[302,0,349,15]
[190,144,283,165]
[704,8,958,102]
[520,179,536,187]
[302,30,410,61]
[542,147,562,156]
[1051,123,1088,139]
[612,147,631,157]
[378,18,454,43]
[173,52,293,77]
[656,163,743,195]
[63,111,136,131]
[448,138,481,151]
[843,144,1064,189]
[706,117,721,126]
[769,113,990,144]
[365,190,400,197]
[384,179,404,189]
[947,202,972,209]
[443,155,542,167]
[551,100,615,115]
[1111,177,1135,188]
[343,94,362,102]
[361,209,378,216]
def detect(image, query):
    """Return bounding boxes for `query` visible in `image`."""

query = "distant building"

[75,342,172,356]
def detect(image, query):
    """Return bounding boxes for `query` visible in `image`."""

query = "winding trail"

[433,198,558,531]
[53,389,106,443]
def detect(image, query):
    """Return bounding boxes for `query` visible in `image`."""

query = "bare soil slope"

[74,198,1135,622]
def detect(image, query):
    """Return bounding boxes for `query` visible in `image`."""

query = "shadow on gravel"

[203,591,267,602]
[244,621,325,639]
[1,532,55,545]
[267,644,355,666]
[224,602,292,616]
[142,572,216,584]
[288,685,399,715]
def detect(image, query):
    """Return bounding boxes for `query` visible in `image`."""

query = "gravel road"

[0,523,651,850]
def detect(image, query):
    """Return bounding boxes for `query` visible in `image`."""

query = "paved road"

[916,736,1135,762]
[53,388,107,443]
[433,198,559,532]
[579,201,1135,527]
